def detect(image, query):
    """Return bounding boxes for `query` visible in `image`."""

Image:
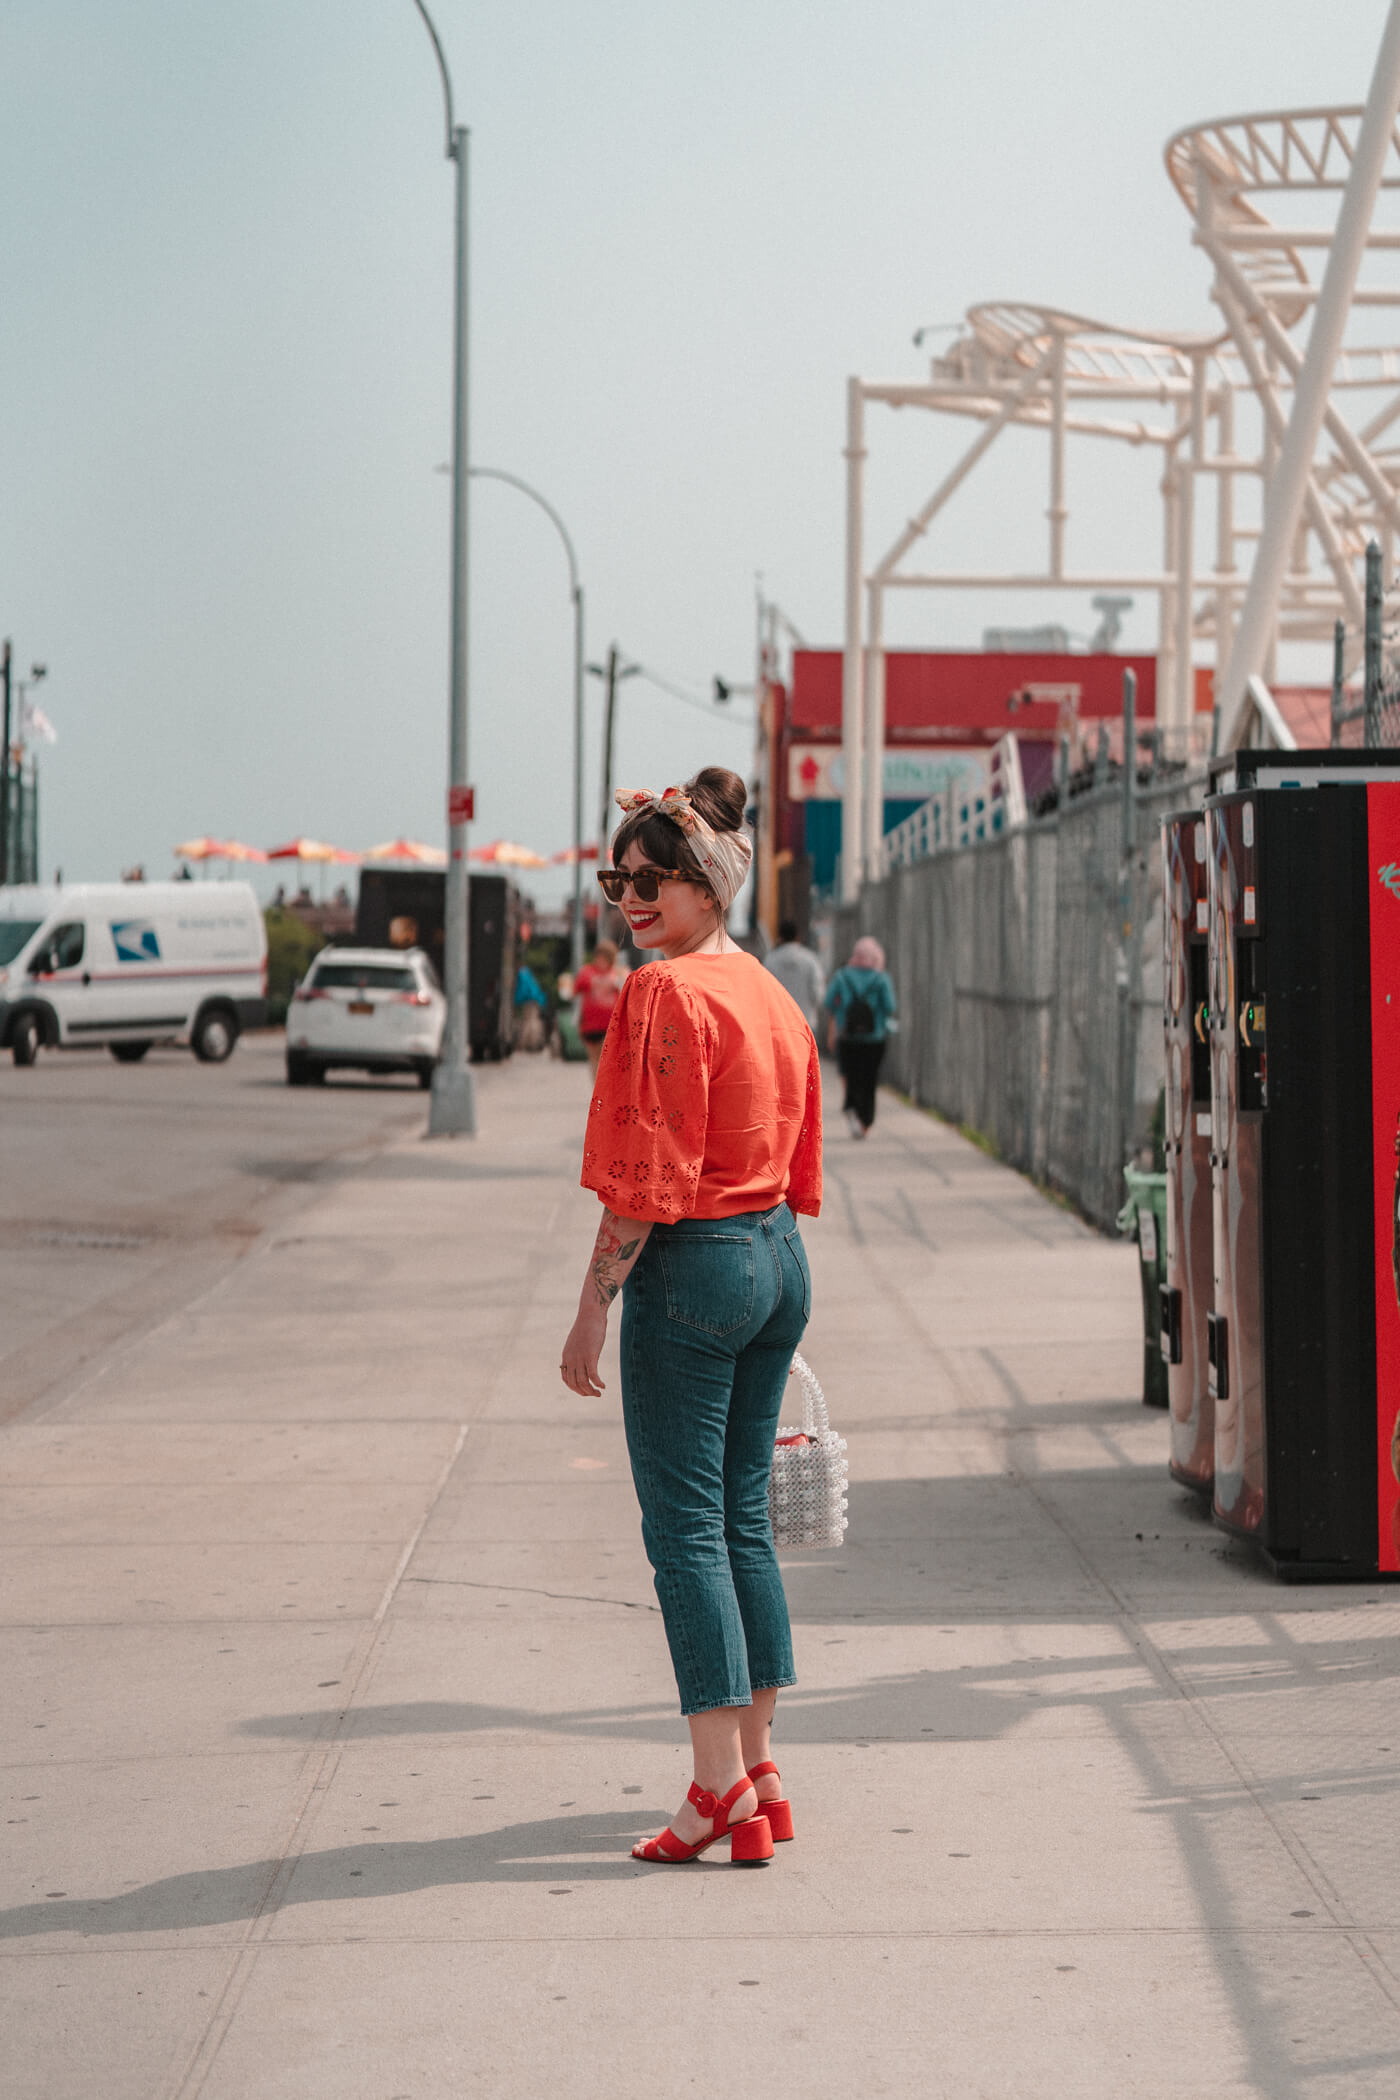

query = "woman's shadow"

[0,1810,661,1942]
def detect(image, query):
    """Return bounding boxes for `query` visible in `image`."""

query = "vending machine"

[1205,749,1400,1576]
[1160,810,1215,1495]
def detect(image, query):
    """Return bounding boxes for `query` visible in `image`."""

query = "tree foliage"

[263,908,324,1025]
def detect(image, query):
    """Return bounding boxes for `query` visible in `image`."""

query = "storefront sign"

[787,744,986,802]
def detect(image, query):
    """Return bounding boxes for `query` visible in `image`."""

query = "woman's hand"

[559,1208,652,1396]
[561,1303,608,1396]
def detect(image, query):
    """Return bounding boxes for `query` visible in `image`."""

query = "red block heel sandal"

[747,1761,794,1843]
[632,1778,774,1866]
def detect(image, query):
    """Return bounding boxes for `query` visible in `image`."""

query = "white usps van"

[0,882,267,1066]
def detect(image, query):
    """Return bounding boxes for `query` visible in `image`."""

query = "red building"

[758,648,1162,924]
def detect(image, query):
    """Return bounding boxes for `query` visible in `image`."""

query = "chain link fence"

[1329,540,1400,748]
[832,769,1204,1231]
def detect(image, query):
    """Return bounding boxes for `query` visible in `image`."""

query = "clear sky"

[1,1,1392,898]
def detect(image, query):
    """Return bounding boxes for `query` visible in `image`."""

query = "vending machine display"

[1161,810,1215,1494]
[1205,749,1400,1576]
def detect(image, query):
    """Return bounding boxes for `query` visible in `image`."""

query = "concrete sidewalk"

[4,1055,1400,2099]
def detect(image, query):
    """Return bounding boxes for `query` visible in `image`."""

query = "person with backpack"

[825,935,896,1138]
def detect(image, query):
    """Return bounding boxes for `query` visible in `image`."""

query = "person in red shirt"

[560,768,822,1867]
[571,939,627,1074]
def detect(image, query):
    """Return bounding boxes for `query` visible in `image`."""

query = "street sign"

[448,785,475,825]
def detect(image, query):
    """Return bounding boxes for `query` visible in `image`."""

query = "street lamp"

[468,467,587,972]
[412,0,475,1137]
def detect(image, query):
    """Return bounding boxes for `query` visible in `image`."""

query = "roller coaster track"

[898,106,1400,637]
[1164,106,1400,204]
[838,68,1400,882]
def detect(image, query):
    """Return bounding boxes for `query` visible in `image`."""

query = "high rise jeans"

[619,1203,811,1715]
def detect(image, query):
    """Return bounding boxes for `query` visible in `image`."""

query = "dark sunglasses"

[596,866,692,904]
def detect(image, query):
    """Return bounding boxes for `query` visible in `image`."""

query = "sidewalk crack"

[165,1421,470,2100]
[405,1575,659,1612]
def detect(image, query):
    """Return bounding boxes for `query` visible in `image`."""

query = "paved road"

[6,1052,1400,2097]
[0,1032,427,1426]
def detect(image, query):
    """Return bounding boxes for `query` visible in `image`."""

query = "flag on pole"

[22,702,57,745]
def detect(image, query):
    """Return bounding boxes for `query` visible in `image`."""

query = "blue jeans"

[620,1203,811,1715]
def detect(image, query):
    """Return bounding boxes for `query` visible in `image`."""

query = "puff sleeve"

[785,1028,823,1217]
[581,967,716,1223]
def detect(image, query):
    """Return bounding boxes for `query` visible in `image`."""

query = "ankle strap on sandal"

[746,1760,781,1781]
[687,1777,757,1821]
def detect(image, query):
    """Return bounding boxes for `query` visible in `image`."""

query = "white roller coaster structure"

[838,2,1400,897]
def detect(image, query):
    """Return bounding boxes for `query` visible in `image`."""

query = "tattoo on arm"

[587,1208,649,1307]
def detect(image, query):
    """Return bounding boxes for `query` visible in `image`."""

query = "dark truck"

[355,867,520,1061]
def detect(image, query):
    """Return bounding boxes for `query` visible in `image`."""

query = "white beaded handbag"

[768,1352,848,1550]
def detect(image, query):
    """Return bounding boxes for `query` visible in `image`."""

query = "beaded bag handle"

[788,1351,830,1439]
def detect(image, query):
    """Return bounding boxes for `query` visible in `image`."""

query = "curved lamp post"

[469,467,587,972]
[412,0,475,1136]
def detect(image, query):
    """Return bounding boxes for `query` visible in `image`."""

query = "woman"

[572,938,627,1074]
[560,769,822,1867]
[513,960,548,1052]
[825,934,897,1138]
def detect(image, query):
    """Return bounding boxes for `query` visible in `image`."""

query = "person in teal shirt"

[514,962,548,1051]
[824,935,896,1138]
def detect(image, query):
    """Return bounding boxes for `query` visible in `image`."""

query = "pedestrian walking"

[512,960,548,1052]
[825,934,897,1138]
[763,917,825,1035]
[572,938,627,1075]
[560,767,822,1866]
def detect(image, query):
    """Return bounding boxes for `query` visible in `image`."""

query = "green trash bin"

[1117,1165,1169,1410]
[555,1009,590,1064]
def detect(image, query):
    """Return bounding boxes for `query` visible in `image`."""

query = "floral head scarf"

[613,783,754,911]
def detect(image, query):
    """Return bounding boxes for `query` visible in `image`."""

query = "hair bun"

[686,766,747,834]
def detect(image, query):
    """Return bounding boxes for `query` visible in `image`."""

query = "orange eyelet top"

[581,950,822,1224]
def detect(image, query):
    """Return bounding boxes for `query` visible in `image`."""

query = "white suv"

[286,947,445,1088]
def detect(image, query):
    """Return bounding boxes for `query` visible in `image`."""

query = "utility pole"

[592,644,639,855]
[0,641,10,886]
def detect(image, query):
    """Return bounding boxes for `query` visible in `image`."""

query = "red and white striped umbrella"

[469,839,549,868]
[266,837,342,863]
[366,838,448,866]
[174,837,269,867]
